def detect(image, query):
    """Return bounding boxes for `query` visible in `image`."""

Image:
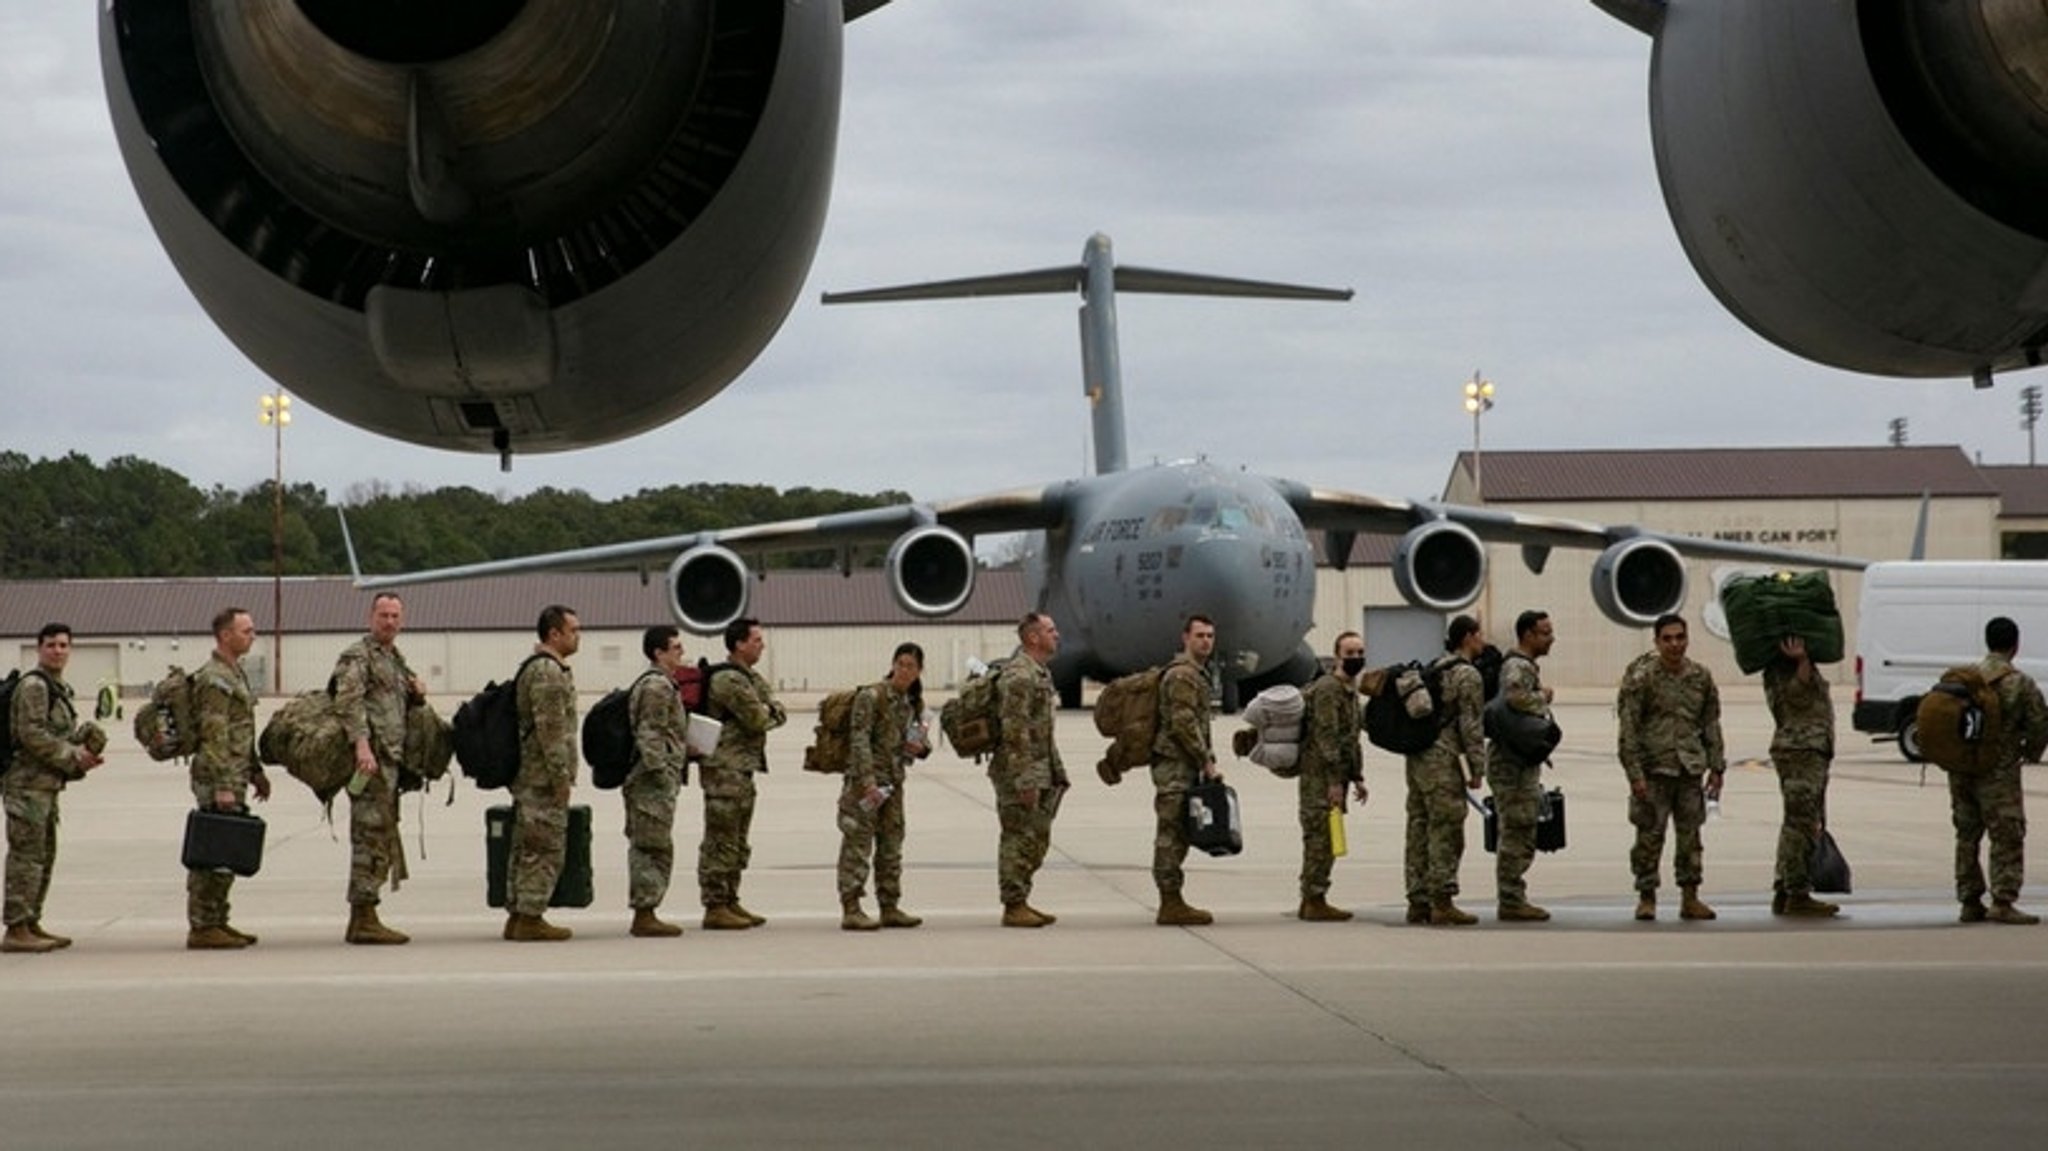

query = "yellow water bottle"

[1329,805,1348,858]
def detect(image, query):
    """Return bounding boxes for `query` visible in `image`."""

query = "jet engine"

[101,0,854,456]
[885,526,976,618]
[1391,522,1486,613]
[1627,0,2048,380]
[1590,538,1687,628]
[667,545,751,636]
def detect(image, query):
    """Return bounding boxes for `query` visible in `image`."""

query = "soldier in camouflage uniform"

[1615,614,1726,922]
[1952,616,2048,925]
[1153,614,1222,927]
[699,617,786,930]
[1296,631,1370,922]
[838,642,930,931]
[1489,610,1555,922]
[1764,635,1840,917]
[186,608,271,950]
[1405,615,1488,927]
[3,624,105,954]
[504,605,581,941]
[624,625,690,938]
[991,613,1065,928]
[332,592,423,945]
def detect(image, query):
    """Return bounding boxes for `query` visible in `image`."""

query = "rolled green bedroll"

[1720,570,1844,675]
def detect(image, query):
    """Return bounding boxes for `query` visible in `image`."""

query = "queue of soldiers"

[4,597,2042,952]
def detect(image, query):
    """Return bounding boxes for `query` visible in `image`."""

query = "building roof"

[1980,465,2048,518]
[0,570,1031,637]
[1448,445,1998,502]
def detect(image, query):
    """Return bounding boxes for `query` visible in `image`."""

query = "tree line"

[0,451,910,579]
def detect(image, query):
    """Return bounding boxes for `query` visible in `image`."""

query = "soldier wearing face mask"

[1293,631,1372,921]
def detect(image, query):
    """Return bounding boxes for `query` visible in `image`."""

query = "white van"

[1852,561,2048,760]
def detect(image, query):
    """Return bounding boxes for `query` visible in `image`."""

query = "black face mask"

[1340,656,1367,677]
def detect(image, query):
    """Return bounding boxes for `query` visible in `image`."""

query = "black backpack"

[583,670,666,790]
[1364,660,1448,755]
[0,669,59,776]
[453,654,548,790]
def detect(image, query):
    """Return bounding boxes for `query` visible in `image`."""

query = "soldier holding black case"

[186,607,270,950]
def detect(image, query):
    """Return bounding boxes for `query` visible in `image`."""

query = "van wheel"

[1898,715,1924,763]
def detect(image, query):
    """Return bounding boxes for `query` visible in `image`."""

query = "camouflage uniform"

[1150,654,1213,895]
[1950,653,2048,906]
[188,653,258,931]
[989,651,1063,907]
[624,666,687,912]
[331,636,413,905]
[698,663,784,909]
[507,651,577,916]
[1763,659,1833,899]
[1616,653,1725,894]
[1296,672,1364,901]
[1405,656,1485,905]
[4,671,90,928]
[1487,652,1549,908]
[836,679,915,906]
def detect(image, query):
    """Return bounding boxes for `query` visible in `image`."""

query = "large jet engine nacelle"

[885,526,976,618]
[101,0,847,453]
[667,546,752,636]
[1590,539,1688,629]
[1641,1,2048,379]
[1391,522,1486,613]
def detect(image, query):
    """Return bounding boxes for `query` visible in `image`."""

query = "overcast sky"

[0,2,2032,518]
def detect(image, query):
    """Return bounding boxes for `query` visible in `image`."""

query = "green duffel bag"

[1720,570,1845,675]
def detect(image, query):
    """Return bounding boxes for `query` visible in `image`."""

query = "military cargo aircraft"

[102,0,894,464]
[1593,0,2048,388]
[353,232,1860,707]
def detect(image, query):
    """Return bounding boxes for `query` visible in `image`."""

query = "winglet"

[337,507,365,584]
[1589,0,1664,36]
[1910,490,1930,561]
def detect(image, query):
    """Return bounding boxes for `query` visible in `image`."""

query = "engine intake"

[886,527,976,618]
[667,545,751,636]
[1391,522,1486,613]
[1591,539,1687,628]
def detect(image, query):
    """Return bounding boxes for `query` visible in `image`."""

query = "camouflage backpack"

[803,686,864,773]
[1915,666,2009,776]
[259,689,354,803]
[940,660,1008,758]
[1093,665,1167,782]
[132,665,198,761]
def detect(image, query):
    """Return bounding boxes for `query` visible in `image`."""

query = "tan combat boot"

[841,899,881,932]
[220,925,257,945]
[345,904,411,945]
[28,922,73,949]
[630,908,683,937]
[1430,899,1478,926]
[1406,901,1432,925]
[731,902,767,927]
[1299,897,1354,922]
[1987,901,2042,925]
[1778,892,1840,918]
[186,925,248,950]
[1960,899,1988,923]
[1156,893,1214,927]
[1679,886,1717,921]
[1,923,56,954]
[1001,903,1047,928]
[1021,904,1056,925]
[505,913,573,942]
[1498,902,1551,922]
[702,904,753,931]
[1634,893,1657,921]
[878,903,924,928]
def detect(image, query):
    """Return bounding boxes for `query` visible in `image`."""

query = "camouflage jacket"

[705,663,784,775]
[1151,654,1214,770]
[1298,671,1364,788]
[1419,655,1487,776]
[331,635,413,767]
[516,649,578,789]
[191,653,259,791]
[847,678,915,792]
[1981,653,2048,770]
[628,664,689,782]
[5,669,86,792]
[1763,659,1834,758]
[1616,653,1726,782]
[1491,652,1551,770]
[990,649,1061,792]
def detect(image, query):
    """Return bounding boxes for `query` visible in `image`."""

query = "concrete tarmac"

[2,689,2044,1149]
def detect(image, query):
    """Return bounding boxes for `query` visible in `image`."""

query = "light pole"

[258,390,291,694]
[1463,370,1495,502]
[2022,385,2042,466]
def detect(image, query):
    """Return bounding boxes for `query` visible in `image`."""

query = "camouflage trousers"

[622,763,682,911]
[1403,754,1470,904]
[1150,761,1196,894]
[346,768,406,906]
[505,781,571,917]
[2,787,59,927]
[1949,762,2027,904]
[994,783,1055,907]
[187,781,249,930]
[697,773,757,909]
[1297,775,1340,900]
[837,778,906,905]
[1629,772,1707,893]
[1772,752,1830,896]
[1486,761,1543,906]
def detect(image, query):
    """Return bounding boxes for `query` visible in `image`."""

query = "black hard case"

[485,804,594,909]
[1480,788,1567,854]
[181,808,266,877]
[1183,780,1244,857]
